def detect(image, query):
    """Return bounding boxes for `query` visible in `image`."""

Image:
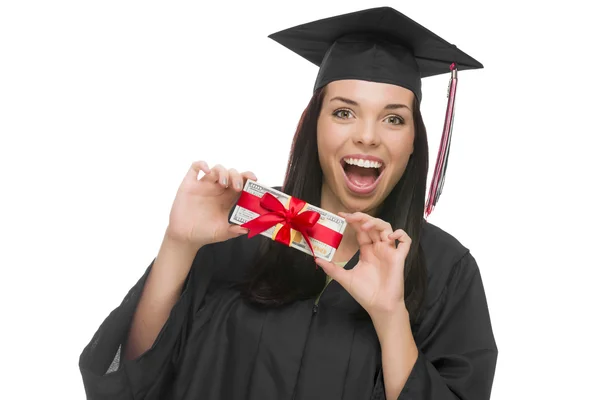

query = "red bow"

[241,192,320,258]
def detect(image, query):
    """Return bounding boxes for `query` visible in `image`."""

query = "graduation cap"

[268,6,483,218]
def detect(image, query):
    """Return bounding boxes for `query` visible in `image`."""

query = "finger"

[199,164,220,183]
[211,164,229,188]
[190,160,210,177]
[344,212,386,244]
[186,161,210,181]
[228,168,243,191]
[370,218,395,242]
[345,212,380,241]
[342,214,373,246]
[240,171,258,182]
[388,229,412,254]
[342,211,371,222]
[388,228,411,242]
[360,220,382,244]
[360,218,393,242]
[315,258,351,288]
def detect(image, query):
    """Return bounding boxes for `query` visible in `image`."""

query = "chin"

[338,187,386,215]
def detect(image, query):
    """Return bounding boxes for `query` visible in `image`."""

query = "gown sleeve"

[78,243,217,400]
[373,251,498,400]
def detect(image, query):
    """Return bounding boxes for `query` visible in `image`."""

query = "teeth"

[343,157,382,169]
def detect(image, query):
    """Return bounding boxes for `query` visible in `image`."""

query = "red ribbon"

[238,191,342,258]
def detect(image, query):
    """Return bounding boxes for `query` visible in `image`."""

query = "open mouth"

[340,155,385,195]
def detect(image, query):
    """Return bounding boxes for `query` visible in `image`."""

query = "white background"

[1,0,599,399]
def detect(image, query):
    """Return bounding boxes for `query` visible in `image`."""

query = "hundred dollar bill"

[229,180,347,262]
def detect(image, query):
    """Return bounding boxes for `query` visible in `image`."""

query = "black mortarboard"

[267,6,482,102]
[268,6,483,218]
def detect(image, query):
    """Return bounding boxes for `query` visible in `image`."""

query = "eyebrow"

[329,96,411,111]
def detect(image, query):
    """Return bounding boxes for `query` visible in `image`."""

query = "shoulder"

[419,220,480,305]
[420,220,470,268]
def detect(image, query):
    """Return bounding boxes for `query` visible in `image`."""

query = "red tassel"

[425,63,458,219]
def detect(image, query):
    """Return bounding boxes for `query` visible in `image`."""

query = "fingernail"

[235,181,242,189]
[222,178,228,185]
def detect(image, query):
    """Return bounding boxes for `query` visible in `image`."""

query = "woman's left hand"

[315,212,411,319]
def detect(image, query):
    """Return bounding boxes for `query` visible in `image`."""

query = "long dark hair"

[239,85,429,325]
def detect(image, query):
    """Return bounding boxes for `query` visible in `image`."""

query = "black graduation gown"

[79,221,497,400]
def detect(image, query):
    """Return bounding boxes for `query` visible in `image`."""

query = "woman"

[79,7,497,400]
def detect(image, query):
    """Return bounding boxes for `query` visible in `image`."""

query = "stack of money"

[229,180,347,262]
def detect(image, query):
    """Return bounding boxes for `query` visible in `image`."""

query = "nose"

[352,122,380,147]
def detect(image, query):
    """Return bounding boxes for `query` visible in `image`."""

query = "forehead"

[324,79,414,104]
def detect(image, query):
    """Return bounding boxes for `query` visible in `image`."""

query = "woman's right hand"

[165,160,257,249]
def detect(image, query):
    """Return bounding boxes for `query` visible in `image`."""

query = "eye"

[333,108,354,119]
[385,115,405,125]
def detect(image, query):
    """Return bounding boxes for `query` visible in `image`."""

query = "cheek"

[316,120,331,171]
[386,130,415,169]
[317,118,344,159]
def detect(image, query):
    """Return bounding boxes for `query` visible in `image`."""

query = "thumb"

[226,224,249,240]
[315,258,351,288]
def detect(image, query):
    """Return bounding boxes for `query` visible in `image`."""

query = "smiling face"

[317,79,416,215]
